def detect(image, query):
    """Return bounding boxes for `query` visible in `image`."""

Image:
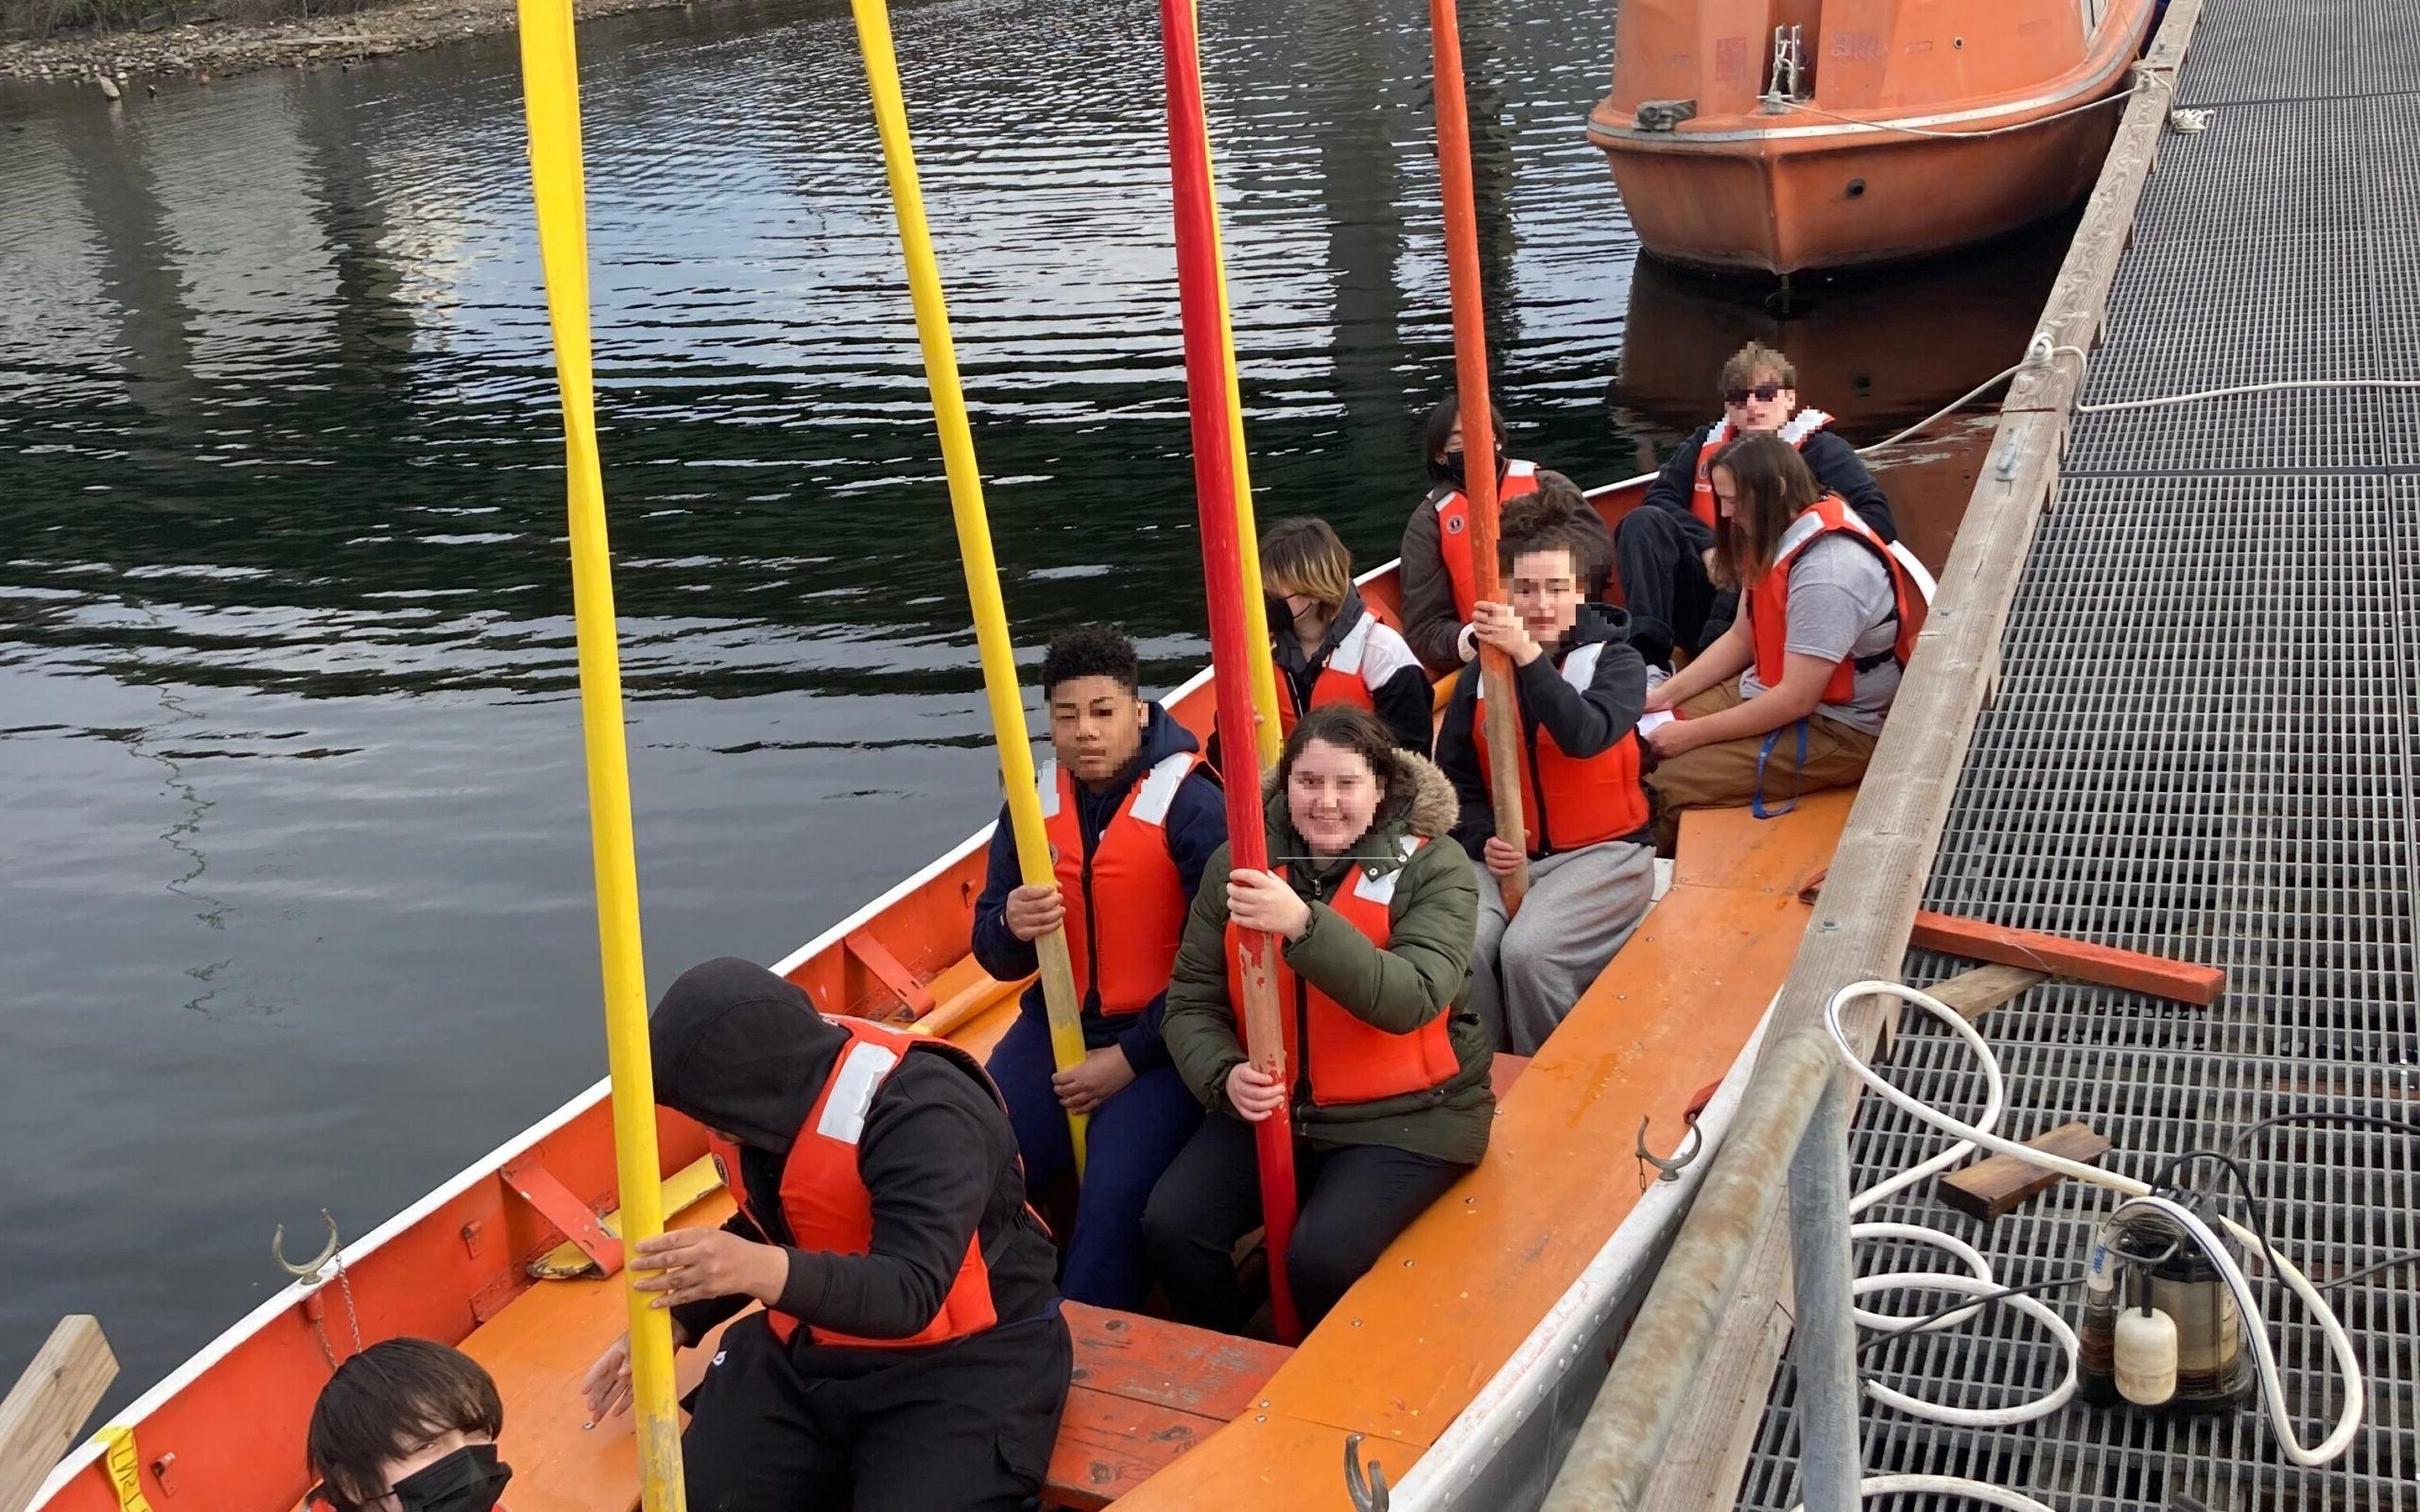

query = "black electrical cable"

[2317,1252,2420,1293]
[1851,1273,2087,1357]
[2149,1148,2278,1282]
[2225,1110,2420,1151]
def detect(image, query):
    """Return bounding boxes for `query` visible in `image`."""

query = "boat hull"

[1592,100,2123,275]
[1587,0,2158,275]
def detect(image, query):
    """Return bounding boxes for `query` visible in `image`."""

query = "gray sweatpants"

[1468,839,1657,1057]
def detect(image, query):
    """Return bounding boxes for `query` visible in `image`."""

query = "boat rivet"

[1256,1415,1267,1422]
[1953,35,1964,48]
[1817,919,1840,933]
[1845,177,1867,199]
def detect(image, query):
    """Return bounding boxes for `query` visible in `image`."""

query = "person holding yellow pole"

[509,0,684,1503]
[578,957,1069,1511]
[973,627,1226,1308]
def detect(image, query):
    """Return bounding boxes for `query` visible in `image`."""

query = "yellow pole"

[1196,40,1284,765]
[509,2,684,1506]
[849,0,1089,1175]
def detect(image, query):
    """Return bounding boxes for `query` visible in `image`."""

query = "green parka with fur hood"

[1162,747,1493,1165]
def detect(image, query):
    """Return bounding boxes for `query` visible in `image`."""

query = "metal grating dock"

[1734,2,2420,1507]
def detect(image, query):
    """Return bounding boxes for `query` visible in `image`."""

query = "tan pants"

[1644,680,1878,851]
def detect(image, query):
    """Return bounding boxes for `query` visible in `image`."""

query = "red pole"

[1429,0,1530,909]
[1160,0,1303,1343]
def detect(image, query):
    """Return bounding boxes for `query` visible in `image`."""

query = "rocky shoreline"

[1,0,699,83]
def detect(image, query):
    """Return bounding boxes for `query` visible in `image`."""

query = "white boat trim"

[39,468,1663,1506]
[1388,1002,1775,1507]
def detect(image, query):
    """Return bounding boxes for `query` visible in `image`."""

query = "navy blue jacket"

[970,703,1226,1074]
[1643,421,1897,542]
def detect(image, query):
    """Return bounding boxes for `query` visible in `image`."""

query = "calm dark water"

[0,0,2060,1415]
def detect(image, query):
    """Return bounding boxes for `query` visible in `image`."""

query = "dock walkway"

[1736,0,2420,1506]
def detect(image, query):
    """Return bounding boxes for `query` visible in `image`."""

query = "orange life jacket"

[1273,610,1424,739]
[1690,408,1835,527]
[1224,840,1461,1106]
[1039,750,1201,1017]
[712,1018,1001,1349]
[1472,644,1651,855]
[1745,494,1929,705]
[1432,457,1541,621]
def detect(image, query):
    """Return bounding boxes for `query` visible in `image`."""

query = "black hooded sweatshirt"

[1434,603,1652,858]
[651,957,1059,1352]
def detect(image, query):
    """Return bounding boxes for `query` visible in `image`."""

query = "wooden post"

[1428,0,1529,908]
[0,1317,116,1512]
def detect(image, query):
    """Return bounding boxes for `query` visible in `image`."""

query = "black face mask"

[1441,451,1467,489]
[391,1445,512,1512]
[1265,592,1298,632]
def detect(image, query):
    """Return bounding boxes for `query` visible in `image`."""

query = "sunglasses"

[1722,382,1786,405]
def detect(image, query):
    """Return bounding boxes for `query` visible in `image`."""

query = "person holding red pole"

[1144,705,1492,1332]
[1435,484,1656,1056]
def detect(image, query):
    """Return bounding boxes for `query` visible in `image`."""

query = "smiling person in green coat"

[1143,704,1491,1332]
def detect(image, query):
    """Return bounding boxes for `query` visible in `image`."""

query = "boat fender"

[1634,98,1696,132]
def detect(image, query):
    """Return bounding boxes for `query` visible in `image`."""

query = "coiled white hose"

[1822,979,2366,1471]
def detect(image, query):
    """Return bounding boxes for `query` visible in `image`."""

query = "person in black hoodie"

[1436,483,1658,1056]
[578,957,1067,1512]
[971,626,1224,1311]
[1614,340,1896,668]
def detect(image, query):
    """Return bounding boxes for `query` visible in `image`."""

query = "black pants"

[1141,1112,1471,1332]
[681,1310,1072,1512]
[1613,507,1734,665]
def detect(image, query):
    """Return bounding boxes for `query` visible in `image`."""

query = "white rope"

[2074,378,2420,413]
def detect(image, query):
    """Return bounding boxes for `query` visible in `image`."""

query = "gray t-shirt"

[1737,535,1900,734]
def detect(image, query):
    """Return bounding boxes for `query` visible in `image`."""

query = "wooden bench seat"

[1046,1303,1290,1510]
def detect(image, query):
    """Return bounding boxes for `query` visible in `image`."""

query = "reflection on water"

[0,0,2067,1407]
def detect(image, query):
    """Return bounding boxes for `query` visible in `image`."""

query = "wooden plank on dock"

[1937,1122,2114,1221]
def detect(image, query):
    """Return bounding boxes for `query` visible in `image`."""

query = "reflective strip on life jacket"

[713,1018,1001,1350]
[1035,749,1200,1016]
[1224,837,1461,1107]
[1690,408,1833,527]
[1433,458,1542,621]
[1473,642,1651,854]
[1275,611,1424,738]
[1745,494,1929,705]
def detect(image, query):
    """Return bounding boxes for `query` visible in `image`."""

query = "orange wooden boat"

[1585,0,2158,275]
[27,479,1862,1512]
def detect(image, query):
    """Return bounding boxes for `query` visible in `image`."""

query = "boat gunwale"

[1584,1,2153,150]
[33,473,1656,1506]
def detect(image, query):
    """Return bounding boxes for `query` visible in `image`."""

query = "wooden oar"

[1162,0,1303,1343]
[508,3,685,1501]
[0,1318,115,1512]
[845,0,1092,1177]
[1428,0,1530,909]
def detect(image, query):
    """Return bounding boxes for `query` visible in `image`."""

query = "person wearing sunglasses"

[1614,341,1894,670]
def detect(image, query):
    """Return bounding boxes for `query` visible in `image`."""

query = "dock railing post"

[1786,1074,1861,1512]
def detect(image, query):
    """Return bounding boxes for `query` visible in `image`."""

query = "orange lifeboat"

[1586,0,2159,275]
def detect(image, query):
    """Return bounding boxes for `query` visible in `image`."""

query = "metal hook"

[273,1209,340,1279]
[1343,1431,1391,1512]
[1636,1115,1704,1183]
